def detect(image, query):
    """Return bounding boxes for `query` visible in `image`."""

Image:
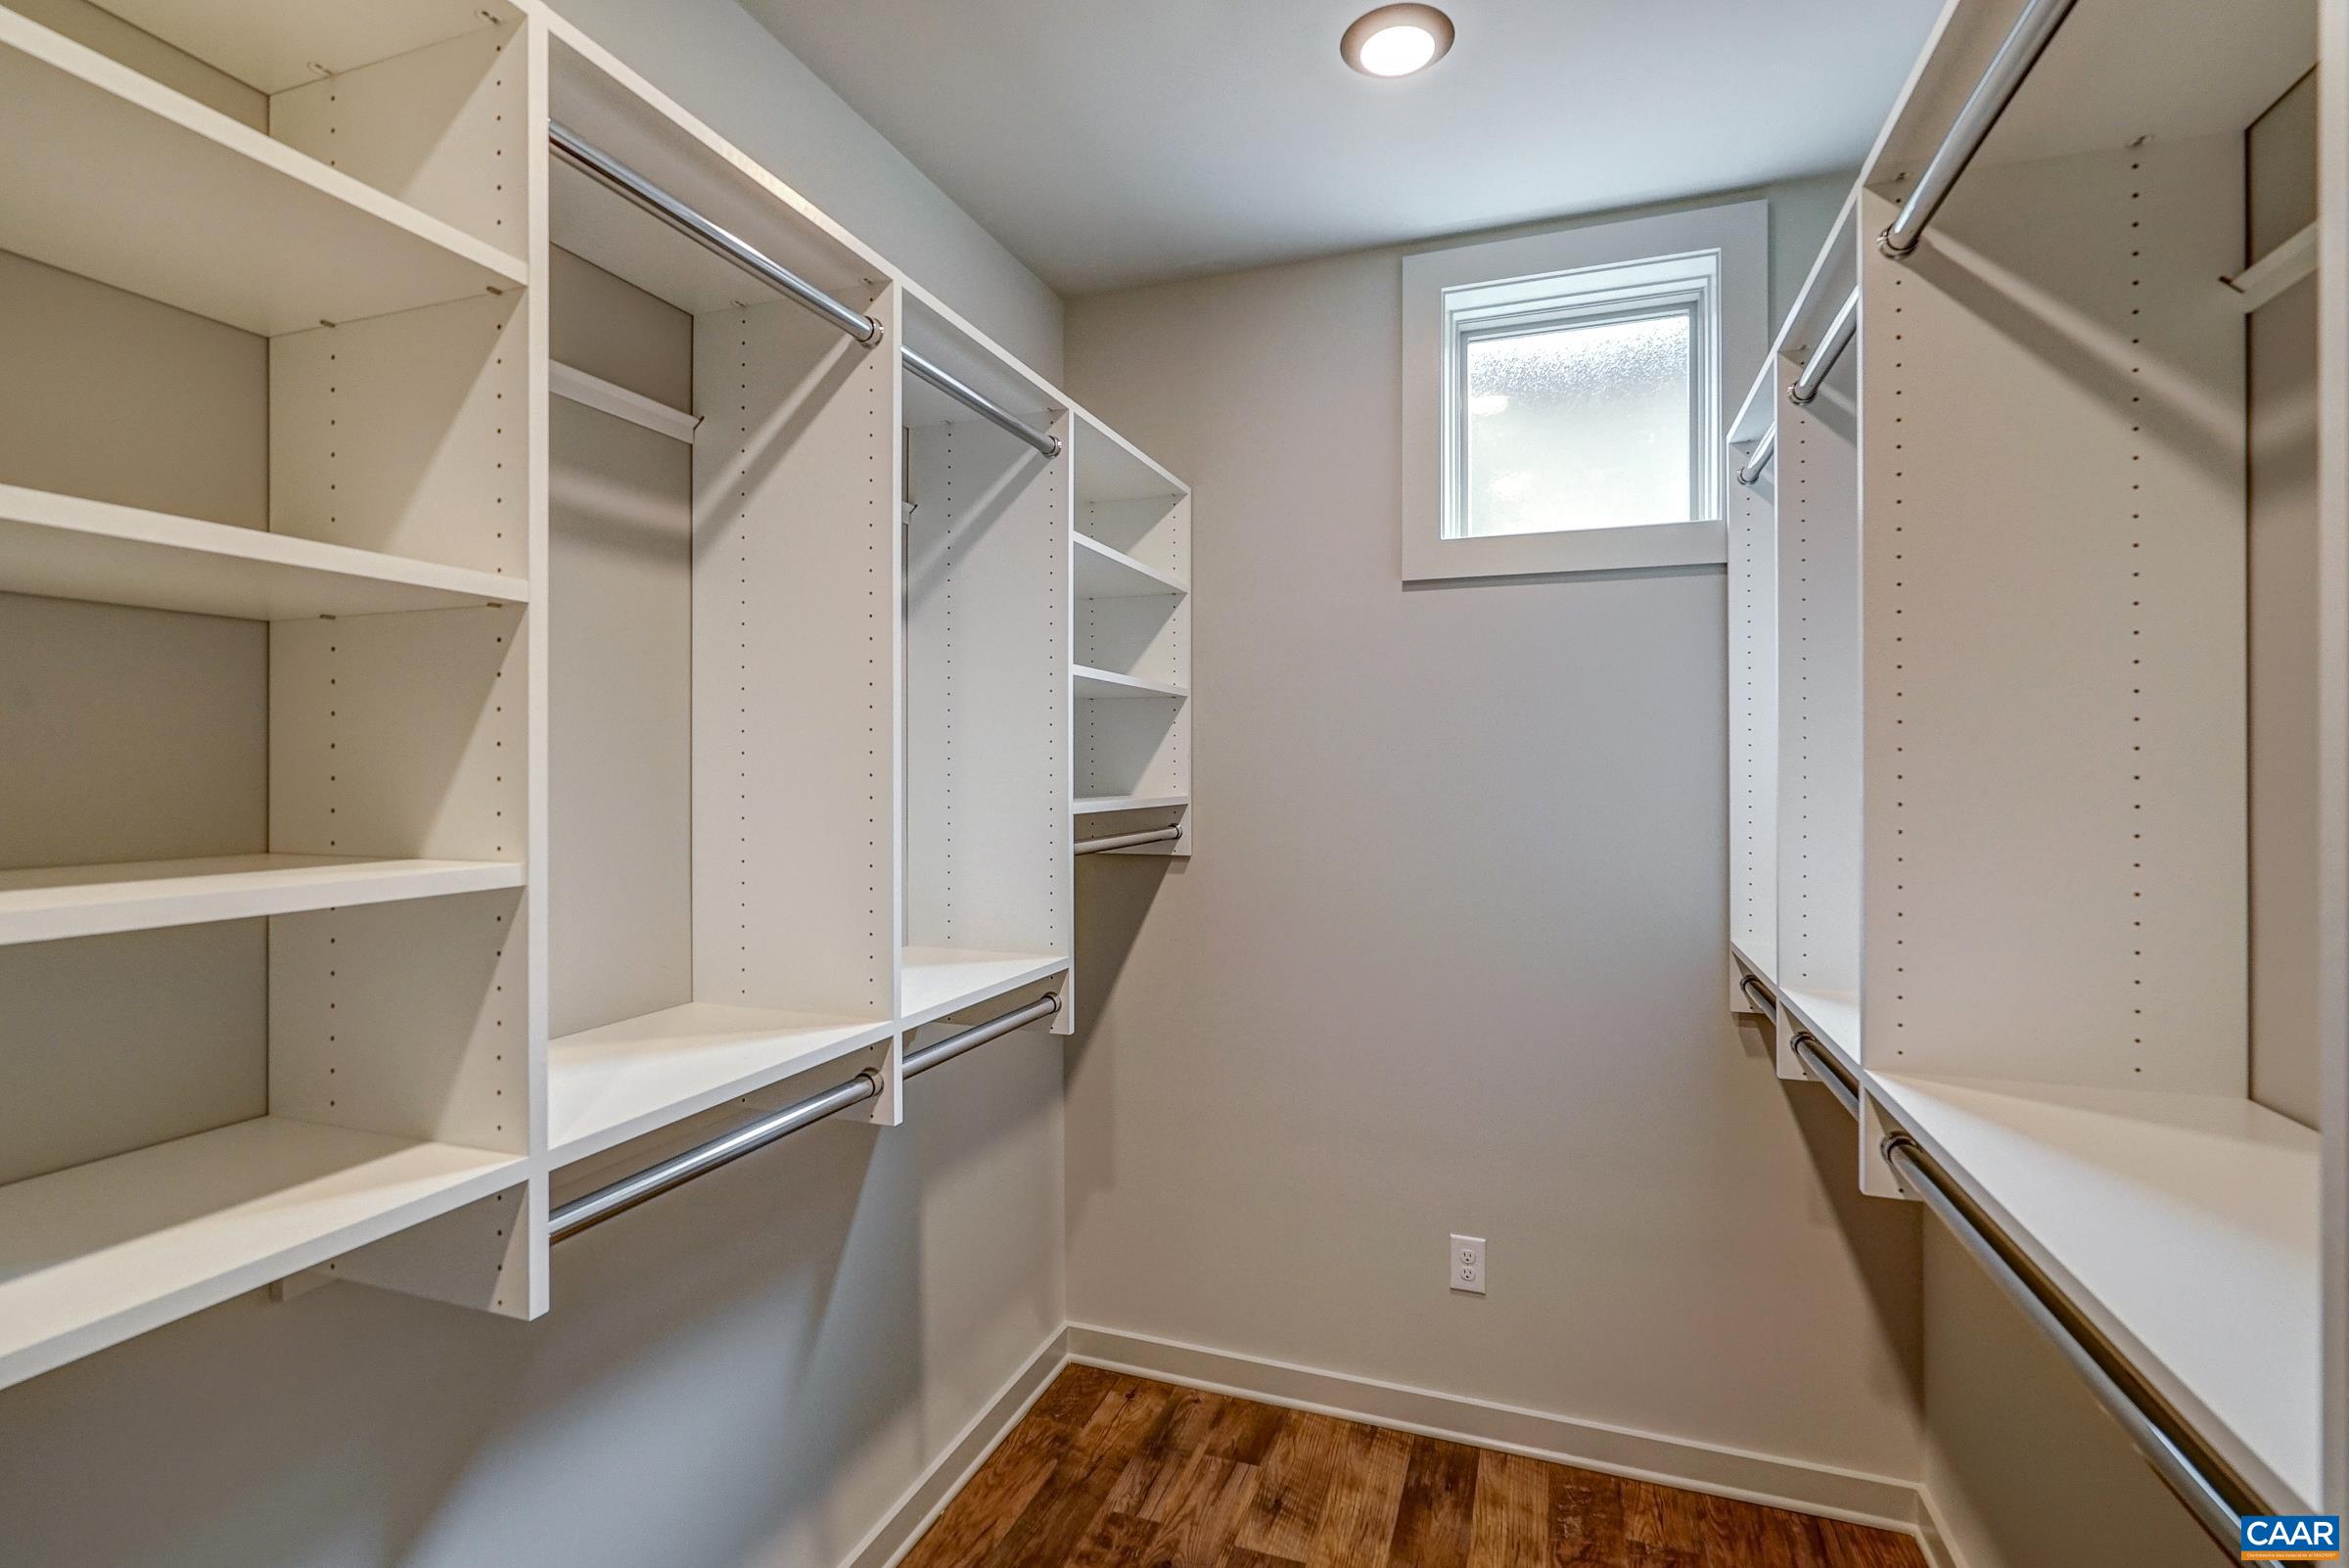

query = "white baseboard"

[1064,1322,1926,1538]
[844,1325,1072,1568]
[1913,1486,1968,1568]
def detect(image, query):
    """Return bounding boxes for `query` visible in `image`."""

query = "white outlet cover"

[1450,1233,1485,1294]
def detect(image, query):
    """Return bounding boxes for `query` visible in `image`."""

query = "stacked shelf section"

[1072,413,1193,856]
[0,0,539,1387]
[1723,0,2338,1517]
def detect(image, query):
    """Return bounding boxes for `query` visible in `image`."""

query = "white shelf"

[547,1003,896,1163]
[1728,940,1776,992]
[0,10,527,336]
[0,1116,520,1392]
[0,484,527,621]
[0,854,524,945]
[899,946,1068,1030]
[1074,534,1186,599]
[1779,987,1860,1073]
[1868,1073,2323,1510]
[1073,666,1189,703]
[1074,795,1189,815]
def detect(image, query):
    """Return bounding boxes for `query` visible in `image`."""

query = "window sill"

[1401,517,1727,582]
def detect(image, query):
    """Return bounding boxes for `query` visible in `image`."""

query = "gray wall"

[1058,179,1932,1485]
[546,0,1064,378]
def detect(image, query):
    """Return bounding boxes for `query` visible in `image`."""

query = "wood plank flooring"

[902,1368,1924,1568]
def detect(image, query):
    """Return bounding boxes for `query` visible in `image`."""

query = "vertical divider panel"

[690,285,899,1026]
[1774,338,1864,1062]
[520,7,553,1294]
[1729,467,1778,983]
[1857,142,2247,1094]
[905,412,1072,971]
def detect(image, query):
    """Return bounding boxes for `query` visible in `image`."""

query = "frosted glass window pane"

[1461,312,1693,537]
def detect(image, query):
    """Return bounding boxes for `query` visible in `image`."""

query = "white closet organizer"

[1726,0,2340,1540]
[1071,415,1193,856]
[0,0,1190,1391]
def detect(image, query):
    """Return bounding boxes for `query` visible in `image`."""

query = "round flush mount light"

[1341,4,1454,77]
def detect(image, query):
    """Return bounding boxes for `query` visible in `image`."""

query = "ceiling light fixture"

[1340,4,1454,77]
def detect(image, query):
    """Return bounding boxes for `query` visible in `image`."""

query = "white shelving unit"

[0,0,1189,1389]
[1073,410,1192,857]
[1722,0,2342,1521]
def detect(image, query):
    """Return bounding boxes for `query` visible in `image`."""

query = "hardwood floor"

[901,1367,1926,1568]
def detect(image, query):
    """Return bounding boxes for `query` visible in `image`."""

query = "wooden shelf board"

[0,484,526,621]
[1074,795,1189,816]
[548,1003,896,1164]
[0,1115,520,1392]
[1868,1072,2322,1510]
[0,854,524,945]
[899,946,1068,1031]
[0,12,526,337]
[1779,987,1860,1072]
[1074,666,1189,703]
[1074,534,1186,599]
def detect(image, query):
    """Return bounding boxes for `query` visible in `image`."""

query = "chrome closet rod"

[1880,1134,2255,1558]
[1734,425,1776,487]
[1877,0,2079,258]
[1075,826,1183,855]
[548,120,884,346]
[904,347,1063,458]
[1787,290,1860,407]
[1788,1033,1860,1120]
[1736,973,1776,1013]
[550,993,1061,1242]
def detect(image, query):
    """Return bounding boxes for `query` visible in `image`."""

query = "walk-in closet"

[0,0,2337,1565]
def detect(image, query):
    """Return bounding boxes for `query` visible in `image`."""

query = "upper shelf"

[0,11,525,337]
[0,855,524,945]
[1868,1072,2323,1511]
[547,1004,895,1164]
[547,22,882,318]
[0,485,527,621]
[1075,794,1190,816]
[1865,0,2315,188]
[0,1115,520,1392]
[1074,534,1187,599]
[1074,666,1189,703]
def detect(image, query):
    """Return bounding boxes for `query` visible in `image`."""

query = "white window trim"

[1401,200,1768,581]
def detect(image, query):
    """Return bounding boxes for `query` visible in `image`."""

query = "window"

[1402,201,1765,580]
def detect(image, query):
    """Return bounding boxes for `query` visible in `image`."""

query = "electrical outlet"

[1450,1233,1485,1294]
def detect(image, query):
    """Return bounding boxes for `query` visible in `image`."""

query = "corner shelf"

[1074,534,1186,599]
[0,10,527,336]
[1074,794,1189,815]
[547,1004,896,1163]
[0,1116,521,1390]
[1867,1072,2322,1510]
[0,855,525,945]
[1073,666,1188,703]
[0,484,528,621]
[899,947,1068,1030]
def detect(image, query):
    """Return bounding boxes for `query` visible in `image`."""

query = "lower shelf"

[1074,794,1189,815]
[0,854,525,945]
[900,946,1068,1029]
[0,1116,521,1391]
[548,1003,896,1163]
[1868,1072,2322,1510]
[1779,987,1860,1069]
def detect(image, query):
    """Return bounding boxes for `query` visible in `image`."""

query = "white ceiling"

[737,0,1947,297]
